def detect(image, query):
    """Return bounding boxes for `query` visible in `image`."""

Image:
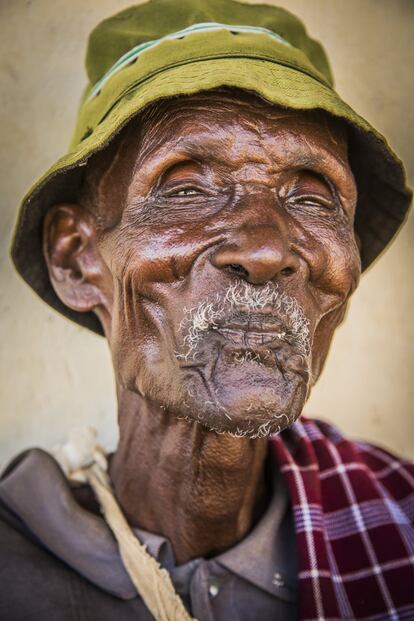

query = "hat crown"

[86,0,333,87]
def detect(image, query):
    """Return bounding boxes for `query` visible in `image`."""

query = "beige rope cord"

[52,428,197,621]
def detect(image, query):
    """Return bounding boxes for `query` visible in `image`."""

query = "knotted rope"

[53,428,197,621]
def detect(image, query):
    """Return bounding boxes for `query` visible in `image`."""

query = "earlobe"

[43,204,111,316]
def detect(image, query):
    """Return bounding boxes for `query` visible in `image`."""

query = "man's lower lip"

[216,328,286,348]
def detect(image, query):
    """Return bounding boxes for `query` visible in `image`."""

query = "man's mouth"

[177,281,310,362]
[213,314,288,348]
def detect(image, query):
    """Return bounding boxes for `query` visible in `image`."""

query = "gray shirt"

[0,448,297,620]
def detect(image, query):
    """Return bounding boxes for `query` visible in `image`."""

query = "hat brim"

[11,57,412,335]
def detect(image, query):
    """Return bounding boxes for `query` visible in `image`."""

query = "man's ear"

[43,204,112,320]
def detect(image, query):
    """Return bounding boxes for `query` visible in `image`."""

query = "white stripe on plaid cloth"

[288,462,325,619]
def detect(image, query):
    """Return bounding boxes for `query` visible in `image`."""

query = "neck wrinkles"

[109,387,269,564]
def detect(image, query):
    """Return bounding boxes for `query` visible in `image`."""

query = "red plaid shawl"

[270,416,414,621]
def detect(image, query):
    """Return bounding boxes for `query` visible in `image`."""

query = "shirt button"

[208,576,220,598]
[272,572,285,588]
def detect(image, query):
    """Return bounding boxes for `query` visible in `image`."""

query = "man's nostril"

[228,264,249,278]
[281,267,295,276]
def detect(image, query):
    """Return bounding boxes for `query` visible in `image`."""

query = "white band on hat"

[87,22,291,102]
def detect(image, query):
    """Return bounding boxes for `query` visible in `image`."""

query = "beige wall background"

[0,0,413,468]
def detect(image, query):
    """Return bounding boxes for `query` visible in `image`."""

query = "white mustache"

[178,281,310,361]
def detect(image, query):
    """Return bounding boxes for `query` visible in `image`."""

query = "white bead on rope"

[52,427,107,483]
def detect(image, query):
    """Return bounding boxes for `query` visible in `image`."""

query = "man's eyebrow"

[133,134,230,179]
[168,135,232,162]
[282,151,351,177]
[173,133,349,165]
[137,130,352,187]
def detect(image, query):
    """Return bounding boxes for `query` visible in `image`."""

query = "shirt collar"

[0,444,296,601]
[216,464,297,598]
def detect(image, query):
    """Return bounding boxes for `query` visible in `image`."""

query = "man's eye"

[165,186,201,197]
[175,188,198,196]
[287,195,335,210]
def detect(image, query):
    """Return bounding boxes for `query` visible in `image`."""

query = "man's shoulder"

[276,415,414,474]
[0,496,70,619]
[0,490,150,621]
[0,448,152,620]
[0,450,80,618]
[271,414,414,519]
[269,416,414,619]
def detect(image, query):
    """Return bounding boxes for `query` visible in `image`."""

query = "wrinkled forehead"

[80,89,350,225]
[136,90,348,161]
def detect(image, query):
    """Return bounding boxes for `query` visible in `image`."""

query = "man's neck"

[109,389,269,564]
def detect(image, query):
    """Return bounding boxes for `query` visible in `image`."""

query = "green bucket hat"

[11,0,412,335]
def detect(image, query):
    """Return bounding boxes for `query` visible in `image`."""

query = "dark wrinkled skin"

[43,91,361,564]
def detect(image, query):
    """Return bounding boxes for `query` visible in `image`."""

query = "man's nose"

[210,225,300,285]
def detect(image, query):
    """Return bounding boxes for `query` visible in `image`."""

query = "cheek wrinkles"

[312,244,360,315]
[289,225,329,284]
[112,224,228,289]
[288,216,361,316]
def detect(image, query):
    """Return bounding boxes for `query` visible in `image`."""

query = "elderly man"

[1,1,413,620]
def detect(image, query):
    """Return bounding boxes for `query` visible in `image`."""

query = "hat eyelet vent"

[230,31,239,35]
[81,127,94,141]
